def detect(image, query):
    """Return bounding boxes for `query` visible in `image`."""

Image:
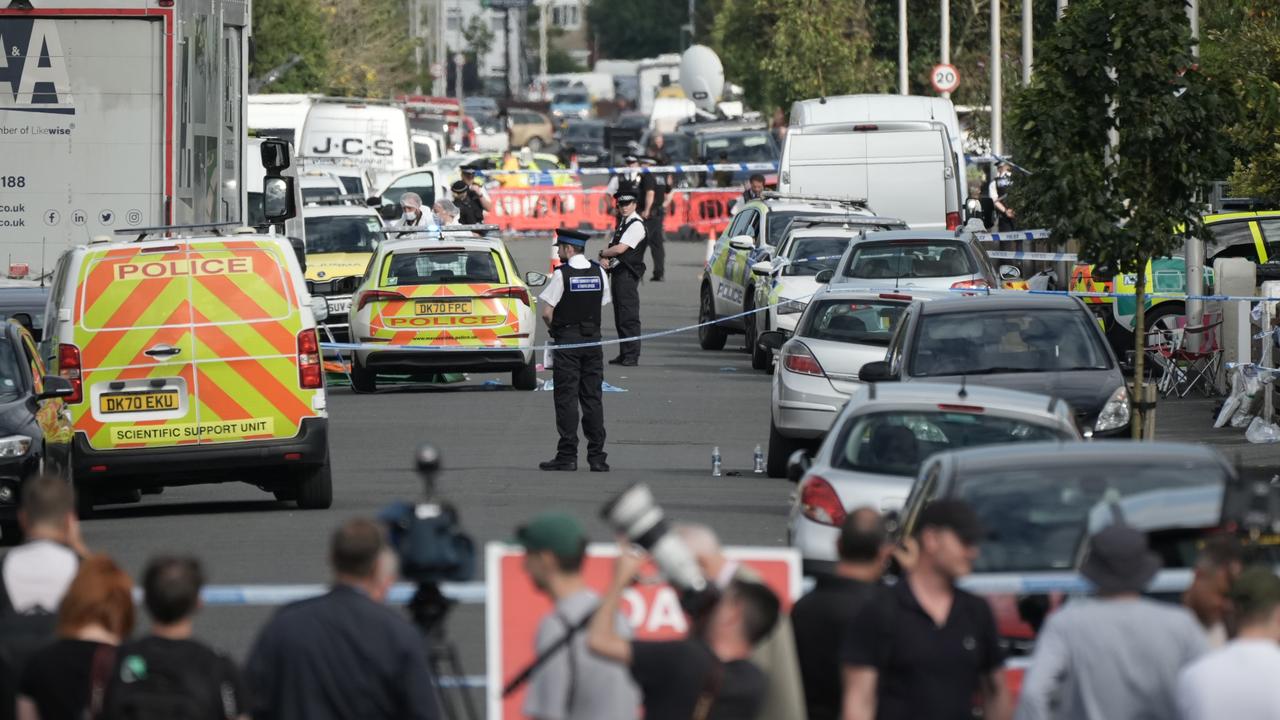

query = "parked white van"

[248,94,318,147]
[300,98,415,189]
[778,119,962,230]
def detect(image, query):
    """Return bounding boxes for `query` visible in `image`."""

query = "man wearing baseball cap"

[539,229,611,472]
[516,513,638,720]
[1015,524,1208,720]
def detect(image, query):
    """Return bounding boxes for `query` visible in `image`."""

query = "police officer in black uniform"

[599,191,646,366]
[988,162,1016,232]
[640,156,669,281]
[605,154,643,199]
[451,180,485,225]
[539,228,611,472]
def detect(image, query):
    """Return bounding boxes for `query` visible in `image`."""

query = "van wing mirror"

[858,360,895,383]
[309,295,330,323]
[36,375,75,401]
[729,236,755,252]
[289,236,306,274]
[786,449,811,483]
[757,331,786,351]
[260,139,292,173]
[264,177,297,223]
[525,271,548,287]
[815,269,834,284]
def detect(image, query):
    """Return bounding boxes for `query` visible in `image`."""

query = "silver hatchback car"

[786,381,1080,574]
[827,228,1014,292]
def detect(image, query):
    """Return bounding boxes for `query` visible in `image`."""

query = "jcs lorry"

[0,0,250,268]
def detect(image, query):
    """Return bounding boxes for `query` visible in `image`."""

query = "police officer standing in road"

[605,155,643,199]
[639,156,670,282]
[599,192,646,366]
[539,229,611,473]
[988,161,1016,232]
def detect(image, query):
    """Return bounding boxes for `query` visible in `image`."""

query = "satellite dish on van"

[680,45,724,113]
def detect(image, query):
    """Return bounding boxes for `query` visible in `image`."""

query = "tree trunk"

[1131,259,1147,439]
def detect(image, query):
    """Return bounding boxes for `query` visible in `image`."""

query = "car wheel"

[747,295,771,371]
[512,356,538,391]
[294,460,333,510]
[351,355,377,393]
[699,284,729,350]
[768,419,798,479]
[528,136,544,151]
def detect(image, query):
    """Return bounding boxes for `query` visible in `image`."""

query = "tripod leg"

[431,641,479,720]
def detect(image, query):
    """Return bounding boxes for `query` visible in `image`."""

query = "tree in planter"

[1009,0,1232,438]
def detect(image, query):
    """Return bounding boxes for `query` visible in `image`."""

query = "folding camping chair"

[1145,310,1223,398]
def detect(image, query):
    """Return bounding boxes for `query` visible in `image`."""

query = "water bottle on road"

[753,445,765,474]
[711,446,722,477]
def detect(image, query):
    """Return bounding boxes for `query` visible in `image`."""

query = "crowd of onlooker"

[1,473,1278,720]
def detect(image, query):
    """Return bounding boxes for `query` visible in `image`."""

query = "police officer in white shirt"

[598,192,646,366]
[539,229,611,472]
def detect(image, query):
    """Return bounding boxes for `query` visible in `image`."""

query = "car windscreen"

[563,123,605,142]
[303,215,383,254]
[843,240,976,279]
[768,211,844,247]
[699,132,777,162]
[951,464,1226,573]
[910,309,1112,377]
[0,339,24,403]
[798,299,906,346]
[783,236,851,276]
[832,410,1069,477]
[554,92,589,105]
[384,250,504,286]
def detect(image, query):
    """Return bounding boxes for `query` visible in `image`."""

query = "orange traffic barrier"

[487,187,742,241]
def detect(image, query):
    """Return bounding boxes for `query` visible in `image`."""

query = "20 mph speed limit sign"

[931,64,961,94]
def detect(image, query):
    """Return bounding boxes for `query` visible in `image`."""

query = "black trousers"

[611,267,643,362]
[552,343,606,461]
[644,212,666,279]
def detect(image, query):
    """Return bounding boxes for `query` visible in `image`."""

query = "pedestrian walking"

[989,162,1016,232]
[101,556,245,720]
[244,518,440,720]
[17,554,134,720]
[1014,523,1208,720]
[790,508,891,720]
[676,524,808,720]
[587,542,780,720]
[1177,566,1280,720]
[842,500,1010,720]
[0,476,86,720]
[598,192,646,366]
[538,229,610,473]
[1182,535,1243,647]
[515,513,639,720]
[639,157,668,282]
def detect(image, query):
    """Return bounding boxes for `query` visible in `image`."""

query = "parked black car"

[0,285,50,340]
[860,293,1131,437]
[0,319,76,541]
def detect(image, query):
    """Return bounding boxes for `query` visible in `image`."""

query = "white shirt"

[539,254,611,308]
[2,539,78,613]
[614,213,645,250]
[1177,638,1280,720]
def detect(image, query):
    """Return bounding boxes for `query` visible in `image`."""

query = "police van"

[39,167,334,511]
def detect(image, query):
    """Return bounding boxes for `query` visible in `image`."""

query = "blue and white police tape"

[974,229,1053,243]
[987,250,1079,262]
[473,161,779,178]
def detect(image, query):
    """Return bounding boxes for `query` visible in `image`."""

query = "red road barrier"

[488,187,742,240]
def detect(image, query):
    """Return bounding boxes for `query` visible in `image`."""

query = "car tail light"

[483,286,531,306]
[879,293,913,301]
[946,211,961,230]
[356,289,405,311]
[782,342,825,377]
[950,279,991,290]
[297,329,323,389]
[58,344,83,404]
[800,475,847,527]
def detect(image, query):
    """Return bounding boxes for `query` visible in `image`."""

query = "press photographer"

[585,540,781,720]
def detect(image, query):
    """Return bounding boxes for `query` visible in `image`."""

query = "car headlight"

[1093,385,1131,433]
[0,435,32,459]
[776,298,807,315]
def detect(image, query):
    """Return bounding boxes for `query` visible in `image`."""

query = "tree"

[319,0,419,96]
[1009,0,1232,437]
[463,14,495,63]
[586,0,686,59]
[250,0,330,92]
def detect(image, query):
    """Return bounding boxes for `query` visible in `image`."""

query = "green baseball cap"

[515,512,586,559]
[1229,565,1280,618]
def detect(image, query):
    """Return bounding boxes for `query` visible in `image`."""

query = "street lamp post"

[991,0,1002,155]
[1022,0,1032,86]
[898,0,908,95]
[940,0,950,99]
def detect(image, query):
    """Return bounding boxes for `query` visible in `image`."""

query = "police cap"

[450,180,468,193]
[623,154,638,163]
[614,192,637,205]
[640,156,658,166]
[554,228,590,248]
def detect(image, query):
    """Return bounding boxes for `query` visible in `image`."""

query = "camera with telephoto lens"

[380,444,477,586]
[600,483,720,616]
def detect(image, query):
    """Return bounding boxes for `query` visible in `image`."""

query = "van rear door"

[863,127,950,230]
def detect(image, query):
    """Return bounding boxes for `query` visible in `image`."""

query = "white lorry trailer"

[0,0,251,268]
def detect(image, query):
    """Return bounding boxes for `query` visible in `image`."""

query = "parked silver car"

[827,227,1018,291]
[786,381,1080,574]
[760,288,944,477]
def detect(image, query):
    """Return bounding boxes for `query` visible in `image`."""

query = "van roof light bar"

[114,222,242,242]
[788,214,906,228]
[372,224,502,235]
[761,192,869,206]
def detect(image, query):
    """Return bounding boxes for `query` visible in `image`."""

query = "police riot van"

[39,143,334,511]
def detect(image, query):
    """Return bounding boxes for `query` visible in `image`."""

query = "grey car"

[787,382,1080,574]
[827,227,1017,291]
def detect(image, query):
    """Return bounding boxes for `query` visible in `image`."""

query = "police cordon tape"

[320,285,1280,356]
[472,161,779,178]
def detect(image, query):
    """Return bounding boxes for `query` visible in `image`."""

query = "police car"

[302,203,386,339]
[746,215,907,371]
[699,193,883,352]
[347,229,546,392]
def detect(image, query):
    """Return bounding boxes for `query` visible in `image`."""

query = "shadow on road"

[89,498,292,520]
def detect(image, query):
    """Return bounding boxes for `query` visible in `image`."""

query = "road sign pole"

[899,0,908,95]
[1023,0,1033,86]
[991,0,1003,155]
[941,0,950,99]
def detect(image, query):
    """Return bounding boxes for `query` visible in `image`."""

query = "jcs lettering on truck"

[113,257,251,281]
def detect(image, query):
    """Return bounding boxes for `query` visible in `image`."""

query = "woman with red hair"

[16,554,134,720]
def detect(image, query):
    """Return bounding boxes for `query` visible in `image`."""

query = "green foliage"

[586,0,687,59]
[711,0,890,114]
[250,0,330,92]
[463,15,495,62]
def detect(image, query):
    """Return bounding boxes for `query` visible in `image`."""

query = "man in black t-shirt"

[791,508,892,720]
[102,556,245,720]
[588,543,780,720]
[841,500,1011,720]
